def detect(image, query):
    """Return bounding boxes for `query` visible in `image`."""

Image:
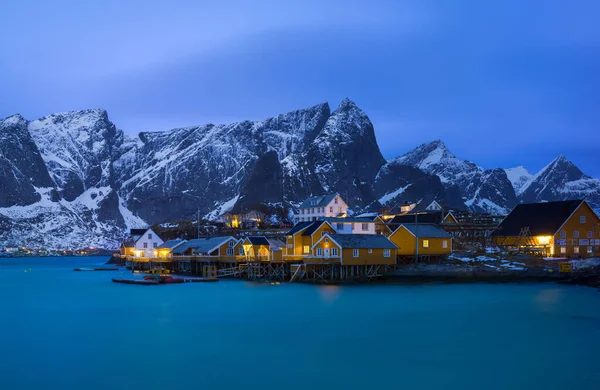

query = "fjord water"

[1,257,599,390]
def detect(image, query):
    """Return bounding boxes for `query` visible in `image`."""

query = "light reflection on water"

[533,288,562,313]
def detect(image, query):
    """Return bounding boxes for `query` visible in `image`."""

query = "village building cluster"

[119,194,600,281]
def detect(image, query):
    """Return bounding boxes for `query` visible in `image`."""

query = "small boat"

[75,267,119,272]
[143,275,185,284]
[112,278,159,285]
[74,268,95,271]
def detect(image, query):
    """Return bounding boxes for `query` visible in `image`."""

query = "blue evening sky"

[1,0,598,176]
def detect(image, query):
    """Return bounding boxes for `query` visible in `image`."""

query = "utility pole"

[197,207,200,239]
[415,213,419,264]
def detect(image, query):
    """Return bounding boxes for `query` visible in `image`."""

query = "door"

[324,248,330,258]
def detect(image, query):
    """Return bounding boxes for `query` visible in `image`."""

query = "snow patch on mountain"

[379,184,412,205]
[504,166,533,195]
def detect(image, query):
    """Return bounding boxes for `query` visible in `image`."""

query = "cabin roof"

[286,221,314,236]
[157,239,186,249]
[130,228,147,236]
[325,234,398,249]
[247,236,270,246]
[323,217,374,223]
[302,221,328,236]
[388,212,443,226]
[398,223,452,238]
[121,239,134,248]
[267,238,286,249]
[299,193,339,208]
[491,200,585,237]
[173,236,235,255]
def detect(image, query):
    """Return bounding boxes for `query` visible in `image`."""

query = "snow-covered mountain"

[1,101,598,249]
[393,140,517,214]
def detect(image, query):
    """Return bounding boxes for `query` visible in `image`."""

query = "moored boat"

[112,278,159,285]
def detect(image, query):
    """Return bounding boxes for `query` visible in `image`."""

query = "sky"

[1,0,598,176]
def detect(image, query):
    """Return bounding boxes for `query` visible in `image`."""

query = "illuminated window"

[423,240,429,248]
[332,248,339,256]
[384,249,390,257]
[560,231,566,238]
[560,246,566,254]
[353,249,359,257]
[574,246,580,254]
[574,231,579,238]
[303,246,310,254]
[338,207,342,213]
[442,240,448,248]
[226,248,234,256]
[580,216,586,223]
[316,248,323,256]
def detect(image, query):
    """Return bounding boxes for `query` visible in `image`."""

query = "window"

[329,207,333,213]
[384,249,390,258]
[442,240,448,249]
[574,231,579,238]
[148,233,152,239]
[226,248,234,256]
[560,246,566,254]
[338,207,342,213]
[316,248,323,256]
[321,207,324,213]
[286,244,292,249]
[423,240,429,248]
[337,223,344,230]
[574,246,580,254]
[153,243,157,248]
[368,248,373,254]
[303,246,310,254]
[325,238,329,243]
[332,248,339,256]
[228,240,234,247]
[239,247,244,256]
[335,198,338,204]
[587,246,593,254]
[580,216,586,223]
[353,249,359,257]
[362,223,369,231]
[560,231,566,238]
[143,243,148,248]
[587,231,593,239]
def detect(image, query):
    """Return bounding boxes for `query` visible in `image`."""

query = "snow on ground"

[204,195,239,220]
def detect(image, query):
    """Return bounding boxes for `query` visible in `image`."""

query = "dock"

[75,267,120,271]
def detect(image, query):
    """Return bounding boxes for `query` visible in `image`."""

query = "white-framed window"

[287,244,292,249]
[153,243,157,248]
[442,240,448,249]
[574,246,580,254]
[560,230,567,238]
[560,246,566,254]
[239,247,245,256]
[574,231,579,238]
[368,248,372,254]
[332,248,339,256]
[362,223,369,231]
[587,246,593,254]
[353,249,359,257]
[226,248,234,256]
[148,233,153,239]
[316,248,323,256]
[143,243,148,248]
[228,240,234,247]
[423,239,429,248]
[580,216,586,223]
[384,249,390,257]
[587,231,593,239]
[303,246,310,254]
[337,223,344,230]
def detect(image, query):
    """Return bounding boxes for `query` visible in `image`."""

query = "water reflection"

[317,285,341,303]
[534,288,562,312]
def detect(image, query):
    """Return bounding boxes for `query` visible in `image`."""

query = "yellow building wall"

[217,239,239,262]
[553,202,600,258]
[311,238,341,263]
[341,248,396,266]
[390,227,452,256]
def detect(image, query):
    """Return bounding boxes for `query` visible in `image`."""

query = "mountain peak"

[335,98,359,111]
[0,113,26,127]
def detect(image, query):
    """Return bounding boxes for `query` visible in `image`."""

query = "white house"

[133,228,164,258]
[424,200,443,211]
[324,217,377,235]
[296,193,348,222]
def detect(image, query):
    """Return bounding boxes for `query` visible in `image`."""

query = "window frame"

[316,248,323,256]
[580,215,586,224]
[353,249,359,257]
[384,249,390,258]
[303,245,310,254]
[422,239,429,248]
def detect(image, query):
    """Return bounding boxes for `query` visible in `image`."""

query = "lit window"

[580,216,586,223]
[316,248,323,256]
[442,240,448,248]
[574,246,580,254]
[587,246,593,254]
[384,249,390,257]
[303,246,310,254]
[228,240,234,247]
[332,248,339,256]
[338,207,342,213]
[423,240,429,248]
[226,248,234,256]
[560,246,566,254]
[353,249,359,257]
[362,223,369,231]
[560,231,566,238]
[368,249,372,254]
[574,231,579,238]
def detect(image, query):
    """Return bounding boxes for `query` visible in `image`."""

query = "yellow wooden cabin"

[284,220,336,260]
[492,200,600,258]
[311,233,397,265]
[389,223,453,256]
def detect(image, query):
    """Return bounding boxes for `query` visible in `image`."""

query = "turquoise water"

[1,257,599,390]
